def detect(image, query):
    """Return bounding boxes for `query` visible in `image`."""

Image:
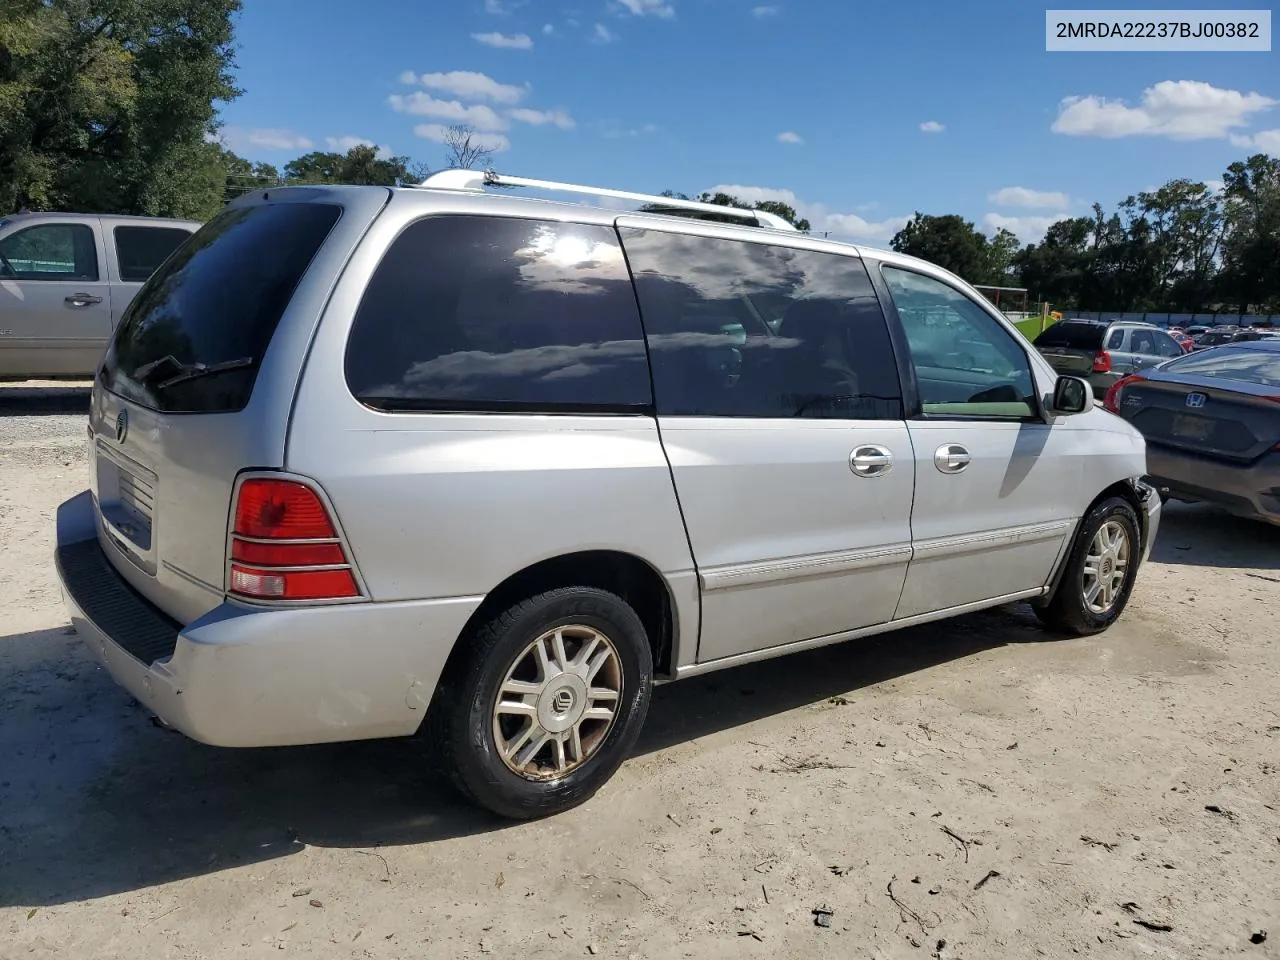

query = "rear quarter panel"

[285,192,701,665]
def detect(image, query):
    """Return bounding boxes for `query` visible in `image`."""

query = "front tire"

[1035,496,1141,636]
[433,587,653,820]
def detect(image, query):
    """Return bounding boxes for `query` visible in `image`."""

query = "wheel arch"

[1035,477,1149,610]
[435,550,681,696]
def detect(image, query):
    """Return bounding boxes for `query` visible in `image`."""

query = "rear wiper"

[132,354,254,389]
[153,356,255,390]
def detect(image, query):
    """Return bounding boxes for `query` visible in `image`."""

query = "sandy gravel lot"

[1,383,1278,960]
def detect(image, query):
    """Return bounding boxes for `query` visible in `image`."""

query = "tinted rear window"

[344,215,652,413]
[1032,321,1106,349]
[101,202,341,413]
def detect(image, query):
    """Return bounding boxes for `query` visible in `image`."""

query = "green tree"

[986,228,1021,284]
[1015,217,1092,309]
[0,0,242,219]
[751,200,812,233]
[1115,179,1225,311]
[1218,154,1280,311]
[641,190,811,231]
[890,213,998,283]
[216,146,278,201]
[694,191,811,232]
[282,145,411,186]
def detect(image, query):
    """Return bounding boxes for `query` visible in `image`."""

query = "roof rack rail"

[412,168,798,232]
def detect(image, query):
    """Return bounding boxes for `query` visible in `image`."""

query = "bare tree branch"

[442,125,496,170]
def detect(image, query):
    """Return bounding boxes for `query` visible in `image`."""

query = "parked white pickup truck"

[0,211,199,380]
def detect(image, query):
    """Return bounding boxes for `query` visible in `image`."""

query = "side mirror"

[1050,376,1090,415]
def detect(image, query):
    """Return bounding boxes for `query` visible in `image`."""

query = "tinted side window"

[345,217,651,413]
[881,266,1036,419]
[620,229,903,419]
[0,223,99,281]
[102,202,341,414]
[1106,328,1125,350]
[114,226,193,283]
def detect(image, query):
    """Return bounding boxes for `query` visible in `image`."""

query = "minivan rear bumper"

[55,491,483,747]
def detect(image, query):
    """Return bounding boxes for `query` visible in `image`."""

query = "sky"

[216,0,1279,246]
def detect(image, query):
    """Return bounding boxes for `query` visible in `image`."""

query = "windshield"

[101,202,341,413]
[1162,345,1280,388]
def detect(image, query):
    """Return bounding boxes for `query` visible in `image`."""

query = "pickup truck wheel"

[434,586,652,820]
[1035,496,1141,636]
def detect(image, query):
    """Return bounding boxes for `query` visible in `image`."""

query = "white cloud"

[776,130,803,144]
[600,120,658,139]
[919,120,945,133]
[418,70,527,104]
[592,23,617,43]
[326,135,371,151]
[988,186,1070,209]
[509,107,576,130]
[542,23,554,34]
[325,135,392,158]
[218,127,314,152]
[249,129,313,150]
[1230,128,1280,153]
[707,183,909,243]
[982,212,1069,242]
[397,69,418,85]
[472,31,533,49]
[1205,178,1226,194]
[752,5,779,16]
[388,92,508,131]
[616,0,674,17]
[484,0,526,12]
[414,123,511,153]
[1052,80,1277,140]
[822,212,912,243]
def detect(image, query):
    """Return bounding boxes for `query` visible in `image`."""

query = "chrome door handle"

[934,443,971,474]
[850,444,893,478]
[65,294,103,307]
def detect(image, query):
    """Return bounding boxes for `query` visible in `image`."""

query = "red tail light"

[229,478,360,601]
[1092,350,1112,373]
[1103,373,1145,413]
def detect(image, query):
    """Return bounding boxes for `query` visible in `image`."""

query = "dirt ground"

[1,382,1278,960]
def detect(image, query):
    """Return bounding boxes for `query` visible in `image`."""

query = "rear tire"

[1035,496,1141,636]
[431,587,653,820]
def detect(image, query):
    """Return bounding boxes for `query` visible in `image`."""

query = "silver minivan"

[55,173,1161,819]
[0,212,198,379]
